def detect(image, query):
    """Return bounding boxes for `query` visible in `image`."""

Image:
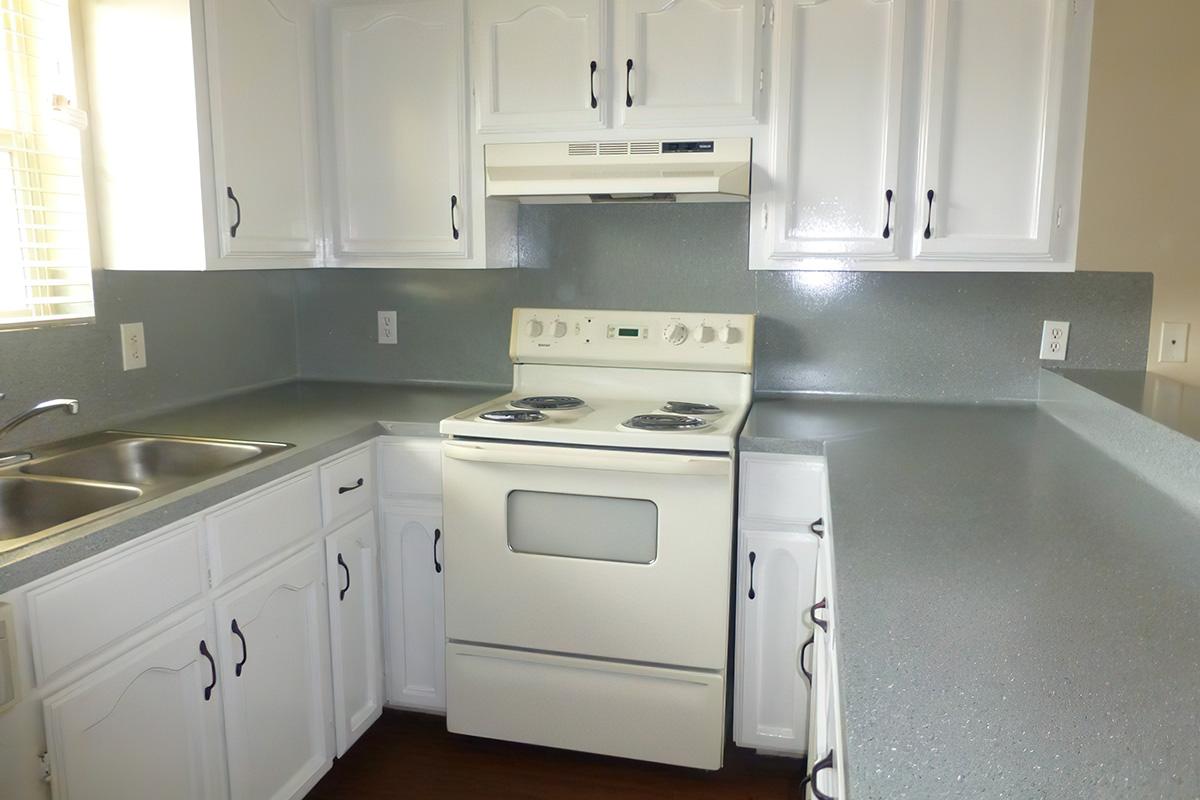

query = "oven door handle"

[442,441,730,476]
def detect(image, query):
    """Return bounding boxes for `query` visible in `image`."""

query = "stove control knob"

[552,320,568,338]
[663,322,689,346]
[526,319,544,338]
[718,324,740,344]
[693,324,715,344]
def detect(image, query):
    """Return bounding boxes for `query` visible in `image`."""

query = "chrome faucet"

[0,395,81,467]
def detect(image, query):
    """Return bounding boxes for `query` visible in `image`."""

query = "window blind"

[0,0,93,328]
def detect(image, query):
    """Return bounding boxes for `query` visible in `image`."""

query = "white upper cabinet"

[470,0,606,132]
[614,0,762,126]
[912,0,1071,261]
[763,0,908,263]
[322,0,469,262]
[204,0,322,261]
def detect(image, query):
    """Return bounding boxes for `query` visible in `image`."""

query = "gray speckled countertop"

[742,396,1200,799]
[0,380,501,593]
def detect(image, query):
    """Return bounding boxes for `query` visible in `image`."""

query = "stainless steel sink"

[22,435,290,486]
[0,476,142,543]
[0,431,292,554]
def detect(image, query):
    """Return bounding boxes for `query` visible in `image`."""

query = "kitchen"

[1,0,1198,799]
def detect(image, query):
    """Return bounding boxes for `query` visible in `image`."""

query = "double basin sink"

[0,432,291,553]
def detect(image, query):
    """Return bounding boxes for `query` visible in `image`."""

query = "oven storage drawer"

[446,642,725,770]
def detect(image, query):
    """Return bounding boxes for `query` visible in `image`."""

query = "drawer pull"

[590,60,598,109]
[809,597,829,632]
[337,553,351,601]
[337,477,364,495]
[231,619,248,677]
[433,528,443,574]
[923,189,935,239]
[200,640,216,701]
[810,517,825,537]
[450,195,460,240]
[226,186,241,238]
[625,58,634,107]
[747,550,757,599]
[882,189,894,239]
[799,635,814,682]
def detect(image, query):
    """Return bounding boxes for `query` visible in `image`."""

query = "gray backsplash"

[0,270,297,448]
[295,204,1153,402]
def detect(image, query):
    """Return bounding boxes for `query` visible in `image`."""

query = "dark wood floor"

[308,710,805,799]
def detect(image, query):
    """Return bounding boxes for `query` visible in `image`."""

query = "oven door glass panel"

[507,490,657,564]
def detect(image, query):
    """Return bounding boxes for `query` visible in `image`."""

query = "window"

[1,0,93,328]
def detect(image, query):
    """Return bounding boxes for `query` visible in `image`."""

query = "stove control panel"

[510,308,755,372]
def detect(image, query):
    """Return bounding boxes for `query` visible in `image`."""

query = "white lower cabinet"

[325,511,384,756]
[380,506,445,712]
[214,545,333,800]
[735,527,820,753]
[43,612,228,800]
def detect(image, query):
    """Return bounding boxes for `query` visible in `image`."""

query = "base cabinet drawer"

[28,522,206,686]
[379,438,442,500]
[446,642,726,770]
[320,445,374,525]
[739,453,828,525]
[207,471,322,584]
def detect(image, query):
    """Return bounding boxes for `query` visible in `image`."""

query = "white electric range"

[439,308,755,771]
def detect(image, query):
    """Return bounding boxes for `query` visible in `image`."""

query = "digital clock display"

[618,327,640,338]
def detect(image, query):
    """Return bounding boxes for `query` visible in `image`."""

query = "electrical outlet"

[120,322,147,370]
[1039,320,1070,361]
[377,311,397,345]
[1159,322,1190,363]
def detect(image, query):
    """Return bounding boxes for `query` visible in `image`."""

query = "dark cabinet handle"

[882,189,893,239]
[231,619,247,677]
[625,59,634,107]
[590,60,598,109]
[337,553,351,601]
[923,189,934,239]
[799,635,814,683]
[200,640,217,701]
[226,186,241,238]
[433,528,442,574]
[809,597,829,633]
[747,551,757,599]
[810,517,825,537]
[337,478,364,495]
[450,195,460,240]
[808,751,836,800]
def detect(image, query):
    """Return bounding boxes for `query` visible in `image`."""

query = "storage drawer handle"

[882,189,893,239]
[231,619,248,677]
[590,60,598,109]
[809,597,829,632]
[450,195,460,240]
[625,58,634,107]
[747,551,757,599]
[923,189,935,239]
[200,640,216,701]
[810,517,825,537]
[433,528,442,574]
[337,477,364,494]
[799,634,814,683]
[808,750,836,800]
[337,553,351,601]
[226,186,241,238]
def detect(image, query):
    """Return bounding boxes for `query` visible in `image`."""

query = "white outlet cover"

[1159,322,1190,363]
[1039,320,1070,361]
[119,322,147,370]
[377,310,397,345]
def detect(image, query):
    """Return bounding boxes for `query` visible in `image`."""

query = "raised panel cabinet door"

[765,0,908,263]
[326,511,384,757]
[205,0,321,261]
[913,0,1071,260]
[215,546,333,800]
[327,1,468,258]
[614,0,760,126]
[471,0,605,132]
[735,528,820,754]
[381,508,445,711]
[43,612,228,800]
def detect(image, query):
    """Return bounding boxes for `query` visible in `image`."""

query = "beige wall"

[1078,0,1200,385]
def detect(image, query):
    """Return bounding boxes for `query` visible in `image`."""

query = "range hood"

[484,138,751,204]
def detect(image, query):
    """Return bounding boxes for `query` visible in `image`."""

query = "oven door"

[442,439,734,670]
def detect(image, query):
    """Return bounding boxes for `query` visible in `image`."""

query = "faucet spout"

[0,398,81,441]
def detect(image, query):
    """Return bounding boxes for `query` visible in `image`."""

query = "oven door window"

[507,490,658,564]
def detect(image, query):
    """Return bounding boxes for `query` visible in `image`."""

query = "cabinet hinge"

[761,203,769,230]
[759,69,765,92]
[38,752,51,783]
[1056,205,1064,228]
[1072,0,1080,15]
